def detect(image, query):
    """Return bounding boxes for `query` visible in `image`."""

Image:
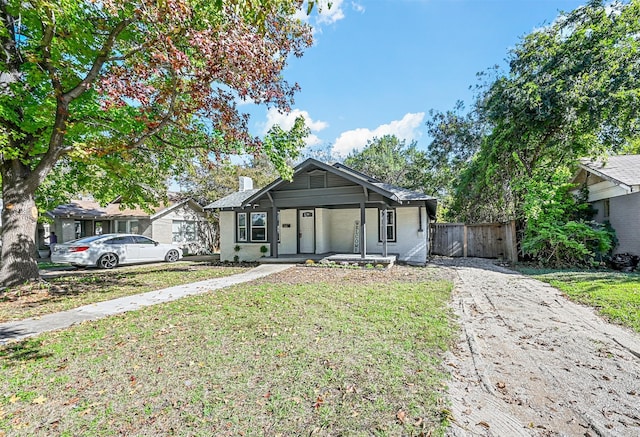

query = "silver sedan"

[51,233,183,268]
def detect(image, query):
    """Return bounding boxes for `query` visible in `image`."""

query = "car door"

[103,235,134,263]
[132,235,162,261]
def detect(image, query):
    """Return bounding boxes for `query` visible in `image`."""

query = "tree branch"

[39,8,62,96]
[27,18,132,190]
[62,18,131,103]
[130,81,180,149]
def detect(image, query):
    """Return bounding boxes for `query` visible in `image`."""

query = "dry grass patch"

[0,262,248,322]
[0,265,456,436]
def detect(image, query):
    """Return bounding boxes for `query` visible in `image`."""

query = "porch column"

[271,205,278,258]
[381,207,388,257]
[360,202,366,259]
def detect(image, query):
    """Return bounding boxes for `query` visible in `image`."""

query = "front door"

[299,210,315,254]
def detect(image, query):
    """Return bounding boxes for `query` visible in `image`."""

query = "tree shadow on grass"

[0,334,52,367]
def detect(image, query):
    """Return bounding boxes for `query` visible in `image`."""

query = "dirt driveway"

[437,258,640,437]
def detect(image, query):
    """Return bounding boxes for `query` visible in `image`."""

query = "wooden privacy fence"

[430,221,517,262]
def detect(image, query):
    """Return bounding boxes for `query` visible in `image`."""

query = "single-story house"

[41,195,207,254]
[205,158,437,265]
[573,155,640,255]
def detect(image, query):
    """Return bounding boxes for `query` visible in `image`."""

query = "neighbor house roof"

[49,196,202,220]
[206,158,438,217]
[579,155,640,191]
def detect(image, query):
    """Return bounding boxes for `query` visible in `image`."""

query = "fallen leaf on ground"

[31,395,46,405]
[396,409,406,424]
[64,397,79,406]
[477,421,490,428]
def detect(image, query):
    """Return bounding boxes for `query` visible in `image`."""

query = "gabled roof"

[49,195,202,220]
[578,155,640,191]
[206,158,437,217]
[205,189,260,209]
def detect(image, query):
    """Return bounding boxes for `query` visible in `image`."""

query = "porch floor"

[260,253,397,267]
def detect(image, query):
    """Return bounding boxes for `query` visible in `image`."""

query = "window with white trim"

[251,212,267,241]
[172,220,197,243]
[237,213,247,242]
[236,211,269,242]
[379,210,396,242]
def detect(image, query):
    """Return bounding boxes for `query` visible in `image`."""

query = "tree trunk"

[0,161,40,287]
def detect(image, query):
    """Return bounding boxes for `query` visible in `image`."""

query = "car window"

[105,236,134,245]
[67,235,105,244]
[133,236,156,245]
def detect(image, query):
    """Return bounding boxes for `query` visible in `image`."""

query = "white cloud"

[351,2,365,14]
[261,108,328,147]
[316,0,346,25]
[331,112,425,157]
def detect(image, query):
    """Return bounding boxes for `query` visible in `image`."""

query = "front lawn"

[518,268,640,333]
[0,266,456,436]
[0,262,248,322]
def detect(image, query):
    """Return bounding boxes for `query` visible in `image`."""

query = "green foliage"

[261,116,309,181]
[0,0,316,284]
[424,101,487,213]
[344,134,433,192]
[432,1,638,265]
[520,168,615,267]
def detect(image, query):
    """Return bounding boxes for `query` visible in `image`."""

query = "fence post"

[463,224,468,258]
[507,220,518,263]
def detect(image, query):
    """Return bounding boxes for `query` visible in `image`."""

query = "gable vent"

[309,174,326,189]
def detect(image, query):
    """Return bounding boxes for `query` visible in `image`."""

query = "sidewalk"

[0,263,294,345]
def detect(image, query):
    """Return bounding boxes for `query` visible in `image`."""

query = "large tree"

[0,0,316,286]
[446,0,640,263]
[423,101,486,217]
[344,134,434,193]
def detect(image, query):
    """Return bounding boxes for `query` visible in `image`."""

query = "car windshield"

[65,235,106,244]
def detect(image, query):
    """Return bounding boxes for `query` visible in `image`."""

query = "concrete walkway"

[0,263,294,345]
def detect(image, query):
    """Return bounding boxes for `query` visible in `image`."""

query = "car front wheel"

[97,253,119,269]
[165,249,180,263]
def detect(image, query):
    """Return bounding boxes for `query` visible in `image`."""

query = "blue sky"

[248,0,586,158]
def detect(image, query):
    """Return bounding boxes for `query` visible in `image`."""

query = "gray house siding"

[609,191,640,255]
[591,199,607,223]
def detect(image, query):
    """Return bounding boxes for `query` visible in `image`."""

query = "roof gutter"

[579,163,632,192]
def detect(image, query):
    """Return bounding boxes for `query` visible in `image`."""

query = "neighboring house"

[43,195,207,254]
[206,158,437,265]
[573,155,640,256]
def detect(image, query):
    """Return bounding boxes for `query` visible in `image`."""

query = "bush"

[522,220,614,267]
[520,169,616,268]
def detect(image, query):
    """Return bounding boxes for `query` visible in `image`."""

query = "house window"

[379,209,396,242]
[74,221,86,239]
[115,220,139,234]
[603,199,610,218]
[251,212,267,242]
[172,220,197,243]
[237,213,247,242]
[236,211,268,242]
